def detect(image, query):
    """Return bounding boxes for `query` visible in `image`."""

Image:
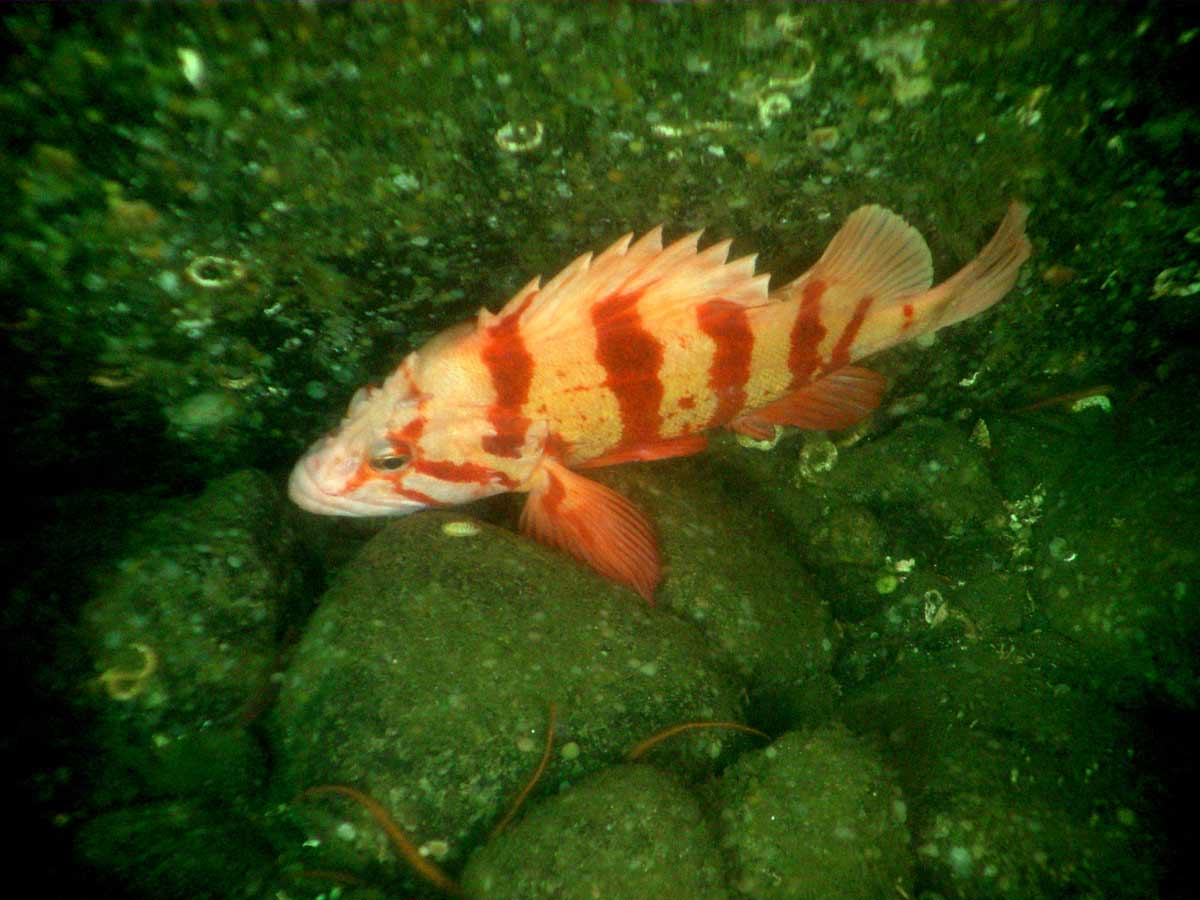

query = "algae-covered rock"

[988,405,1200,708]
[841,638,1156,898]
[798,417,1008,552]
[271,511,745,884]
[710,724,913,900]
[596,451,839,732]
[716,419,1015,629]
[462,764,728,900]
[75,799,279,900]
[78,470,306,801]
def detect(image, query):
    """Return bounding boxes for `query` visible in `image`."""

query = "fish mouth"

[287,458,422,517]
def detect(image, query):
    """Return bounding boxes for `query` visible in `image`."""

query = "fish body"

[289,203,1030,600]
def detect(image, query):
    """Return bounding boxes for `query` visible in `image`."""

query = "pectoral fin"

[731,366,886,439]
[520,458,660,602]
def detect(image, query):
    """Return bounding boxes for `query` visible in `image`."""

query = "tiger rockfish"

[289,203,1030,600]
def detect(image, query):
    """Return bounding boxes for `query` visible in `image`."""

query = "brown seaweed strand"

[625,720,770,762]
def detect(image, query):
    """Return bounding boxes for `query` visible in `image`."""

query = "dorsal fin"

[488,226,770,342]
[781,205,933,310]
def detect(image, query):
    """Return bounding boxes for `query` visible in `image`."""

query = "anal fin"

[520,458,660,602]
[576,433,708,470]
[731,366,886,439]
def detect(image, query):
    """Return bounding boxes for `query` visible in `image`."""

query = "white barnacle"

[185,255,246,289]
[495,119,544,154]
[757,92,792,128]
[736,425,783,451]
[797,435,839,480]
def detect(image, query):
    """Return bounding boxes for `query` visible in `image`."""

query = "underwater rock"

[709,724,914,900]
[594,451,839,732]
[75,799,279,900]
[998,412,1200,709]
[715,418,1018,635]
[270,511,745,884]
[462,764,728,899]
[800,417,1008,549]
[841,638,1156,898]
[78,469,306,801]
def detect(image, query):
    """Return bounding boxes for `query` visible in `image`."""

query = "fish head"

[288,348,542,518]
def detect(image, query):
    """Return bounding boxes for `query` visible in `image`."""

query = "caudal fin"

[919,202,1031,331]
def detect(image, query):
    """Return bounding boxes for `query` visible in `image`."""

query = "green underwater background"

[3,3,1198,898]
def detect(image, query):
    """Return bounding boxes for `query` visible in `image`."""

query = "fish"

[289,202,1030,602]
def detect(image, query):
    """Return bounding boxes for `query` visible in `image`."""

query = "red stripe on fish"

[394,484,441,505]
[901,303,915,330]
[788,279,827,386]
[697,299,754,426]
[388,417,425,455]
[541,467,567,514]
[481,293,536,457]
[827,295,874,371]
[411,458,514,488]
[593,288,664,446]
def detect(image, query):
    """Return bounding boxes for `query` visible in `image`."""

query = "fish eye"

[369,455,407,471]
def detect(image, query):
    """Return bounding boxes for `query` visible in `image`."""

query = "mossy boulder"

[710,725,914,900]
[595,450,839,732]
[463,764,728,900]
[270,511,746,884]
[78,470,305,803]
[841,638,1155,898]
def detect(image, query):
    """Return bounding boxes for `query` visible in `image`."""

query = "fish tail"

[915,202,1031,332]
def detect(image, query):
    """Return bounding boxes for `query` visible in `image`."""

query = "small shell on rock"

[495,119,544,154]
[797,435,839,481]
[442,520,482,538]
[185,255,246,289]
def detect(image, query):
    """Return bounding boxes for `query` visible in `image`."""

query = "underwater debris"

[857,21,934,105]
[923,589,979,640]
[441,520,482,538]
[807,125,839,151]
[165,391,239,435]
[1003,484,1045,571]
[796,435,839,481]
[757,92,793,128]
[494,119,544,154]
[89,366,145,391]
[1013,384,1113,414]
[1016,84,1052,128]
[184,255,246,289]
[624,720,769,762]
[298,784,461,895]
[649,119,735,141]
[491,702,557,838]
[970,419,992,449]
[177,47,206,89]
[1041,263,1077,287]
[1152,263,1200,298]
[95,642,158,701]
[735,424,783,451]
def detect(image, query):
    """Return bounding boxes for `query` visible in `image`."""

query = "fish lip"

[287,458,421,517]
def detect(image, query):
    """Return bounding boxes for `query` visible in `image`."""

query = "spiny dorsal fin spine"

[490,225,768,344]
